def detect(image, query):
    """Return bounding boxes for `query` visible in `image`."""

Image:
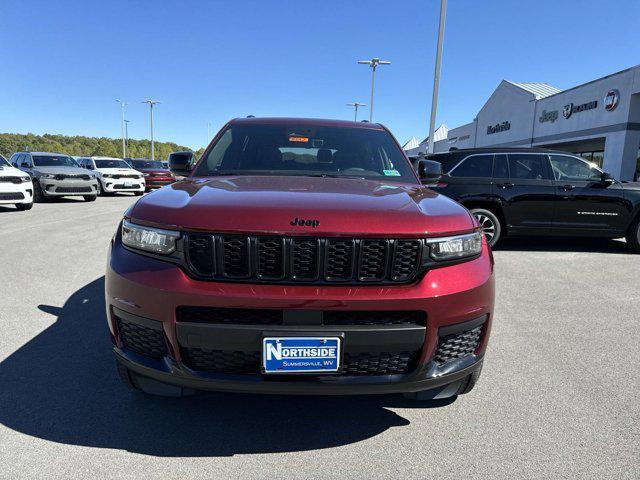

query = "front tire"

[626,216,640,253]
[83,194,97,202]
[32,181,46,203]
[15,202,33,211]
[470,208,502,247]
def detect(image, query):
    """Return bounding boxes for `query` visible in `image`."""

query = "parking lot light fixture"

[357,58,391,122]
[115,99,127,157]
[347,102,367,122]
[427,0,447,154]
[142,100,160,161]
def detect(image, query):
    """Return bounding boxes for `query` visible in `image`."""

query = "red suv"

[106,118,495,401]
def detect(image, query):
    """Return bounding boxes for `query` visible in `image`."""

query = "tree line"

[0,132,205,160]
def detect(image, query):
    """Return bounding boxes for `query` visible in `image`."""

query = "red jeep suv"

[106,118,495,401]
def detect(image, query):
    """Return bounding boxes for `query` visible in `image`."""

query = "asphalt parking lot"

[0,195,638,479]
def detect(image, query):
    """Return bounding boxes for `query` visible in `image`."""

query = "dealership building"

[424,65,640,180]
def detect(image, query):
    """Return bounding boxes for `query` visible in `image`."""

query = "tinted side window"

[508,154,547,180]
[450,154,493,178]
[493,154,509,178]
[549,155,600,181]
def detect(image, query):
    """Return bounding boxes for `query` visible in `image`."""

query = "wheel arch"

[459,199,506,231]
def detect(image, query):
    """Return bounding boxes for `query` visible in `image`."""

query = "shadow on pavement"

[495,237,630,254]
[0,277,447,457]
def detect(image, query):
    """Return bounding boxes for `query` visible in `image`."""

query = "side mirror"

[415,159,442,183]
[169,160,193,177]
[600,172,614,185]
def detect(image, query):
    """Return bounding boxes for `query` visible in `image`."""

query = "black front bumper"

[115,348,483,396]
[112,306,486,396]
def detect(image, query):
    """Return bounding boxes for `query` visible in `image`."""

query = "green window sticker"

[383,169,401,176]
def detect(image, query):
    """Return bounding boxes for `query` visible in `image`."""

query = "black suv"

[422,148,640,251]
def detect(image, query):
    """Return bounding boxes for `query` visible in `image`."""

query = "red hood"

[129,176,475,237]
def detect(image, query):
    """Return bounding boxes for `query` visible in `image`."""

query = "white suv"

[0,154,33,210]
[78,157,145,196]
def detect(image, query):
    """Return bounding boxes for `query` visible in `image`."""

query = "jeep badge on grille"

[290,217,320,227]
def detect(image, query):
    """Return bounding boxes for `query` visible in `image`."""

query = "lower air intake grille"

[182,348,260,374]
[342,351,418,375]
[180,348,419,376]
[56,186,92,193]
[435,326,482,364]
[117,316,167,359]
[0,192,25,200]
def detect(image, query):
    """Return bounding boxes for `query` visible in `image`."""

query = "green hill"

[0,132,205,160]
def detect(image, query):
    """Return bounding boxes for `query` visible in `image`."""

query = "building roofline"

[538,64,640,100]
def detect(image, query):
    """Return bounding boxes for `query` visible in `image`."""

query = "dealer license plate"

[124,180,133,187]
[262,337,341,374]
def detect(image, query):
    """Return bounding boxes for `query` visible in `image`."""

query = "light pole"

[115,99,127,157]
[124,119,130,156]
[142,100,160,160]
[347,102,367,122]
[357,58,391,122]
[427,0,447,153]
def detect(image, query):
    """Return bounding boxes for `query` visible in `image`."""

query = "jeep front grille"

[184,234,423,284]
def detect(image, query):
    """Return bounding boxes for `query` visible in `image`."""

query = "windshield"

[33,155,78,167]
[132,160,164,169]
[194,124,417,183]
[95,159,130,169]
[0,155,10,167]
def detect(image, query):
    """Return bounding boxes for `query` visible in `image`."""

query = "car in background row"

[10,152,99,202]
[420,147,640,251]
[0,153,33,210]
[129,159,175,191]
[77,156,145,196]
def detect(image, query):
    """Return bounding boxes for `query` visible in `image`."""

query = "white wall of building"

[475,81,536,148]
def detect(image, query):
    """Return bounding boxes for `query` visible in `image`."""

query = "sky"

[1,0,639,151]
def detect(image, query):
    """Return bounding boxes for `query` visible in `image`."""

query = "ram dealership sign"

[563,100,598,119]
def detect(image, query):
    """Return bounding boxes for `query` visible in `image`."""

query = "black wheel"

[15,202,33,211]
[626,216,640,253]
[97,181,105,196]
[470,208,502,247]
[32,181,46,203]
[83,194,97,202]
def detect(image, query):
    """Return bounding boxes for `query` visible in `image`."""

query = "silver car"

[10,152,99,202]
